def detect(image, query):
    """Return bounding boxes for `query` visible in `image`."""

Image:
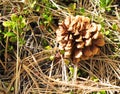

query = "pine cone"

[56,15,105,64]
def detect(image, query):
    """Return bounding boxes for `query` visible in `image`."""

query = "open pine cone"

[56,15,105,63]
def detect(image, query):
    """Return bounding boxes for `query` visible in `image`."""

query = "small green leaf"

[11,14,17,21]
[43,13,49,19]
[70,91,74,94]
[10,37,17,42]
[73,3,76,10]
[100,0,106,8]
[106,7,111,12]
[31,1,36,8]
[3,21,12,27]
[101,27,105,34]
[4,32,15,38]
[19,15,23,21]
[47,16,52,22]
[8,46,13,51]
[11,22,17,29]
[69,3,76,10]
[60,50,65,54]
[93,78,99,82]
[96,92,101,94]
[106,0,112,6]
[80,8,85,13]
[45,46,52,50]
[104,30,110,35]
[112,24,118,30]
[69,66,74,75]
[64,59,70,65]
[0,29,2,33]
[21,20,26,28]
[41,39,48,47]
[97,90,106,94]
[36,6,40,11]
[91,76,99,82]
[10,86,14,92]
[49,55,54,60]
[100,22,105,27]
[100,0,113,10]
[19,38,25,46]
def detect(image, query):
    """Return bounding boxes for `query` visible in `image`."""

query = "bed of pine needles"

[0,0,120,94]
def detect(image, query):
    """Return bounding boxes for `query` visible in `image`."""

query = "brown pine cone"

[56,15,105,64]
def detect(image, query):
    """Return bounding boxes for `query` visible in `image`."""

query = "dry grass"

[0,0,120,94]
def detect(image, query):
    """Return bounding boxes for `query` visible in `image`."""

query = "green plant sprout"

[3,14,26,45]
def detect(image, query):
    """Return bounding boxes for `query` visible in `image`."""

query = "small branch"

[61,55,68,82]
[72,64,78,84]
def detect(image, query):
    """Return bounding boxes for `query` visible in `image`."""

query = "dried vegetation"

[0,0,120,94]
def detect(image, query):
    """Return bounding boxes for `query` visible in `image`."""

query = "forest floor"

[0,0,120,94]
